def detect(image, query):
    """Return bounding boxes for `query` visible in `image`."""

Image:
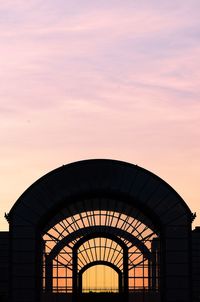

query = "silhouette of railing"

[82,288,119,293]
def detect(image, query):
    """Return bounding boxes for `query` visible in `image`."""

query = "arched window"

[82,264,119,293]
[42,200,160,299]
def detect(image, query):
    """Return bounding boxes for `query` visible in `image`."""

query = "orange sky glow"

[0,0,200,231]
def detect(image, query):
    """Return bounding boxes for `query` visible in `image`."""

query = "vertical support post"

[151,238,158,291]
[79,273,82,293]
[148,258,152,289]
[72,247,78,302]
[123,246,129,296]
[45,256,53,292]
[119,272,123,293]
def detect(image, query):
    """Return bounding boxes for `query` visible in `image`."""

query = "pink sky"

[0,0,200,230]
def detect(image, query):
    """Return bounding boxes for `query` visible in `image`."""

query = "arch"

[72,233,129,295]
[44,222,156,294]
[9,159,192,227]
[48,225,151,260]
[79,261,122,293]
[73,232,128,252]
[80,260,122,276]
[8,159,192,302]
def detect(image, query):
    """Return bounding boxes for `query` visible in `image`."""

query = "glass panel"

[82,265,119,293]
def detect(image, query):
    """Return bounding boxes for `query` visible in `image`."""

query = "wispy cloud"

[0,0,200,230]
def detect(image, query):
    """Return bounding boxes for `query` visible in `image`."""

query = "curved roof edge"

[9,158,192,217]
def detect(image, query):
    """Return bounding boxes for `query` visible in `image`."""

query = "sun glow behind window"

[82,265,119,293]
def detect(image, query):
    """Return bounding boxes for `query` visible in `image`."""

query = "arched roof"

[9,159,192,228]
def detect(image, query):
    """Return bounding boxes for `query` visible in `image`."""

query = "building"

[0,159,200,302]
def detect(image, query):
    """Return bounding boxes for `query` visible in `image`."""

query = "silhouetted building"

[0,159,199,302]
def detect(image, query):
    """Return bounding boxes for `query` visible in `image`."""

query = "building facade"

[0,159,199,302]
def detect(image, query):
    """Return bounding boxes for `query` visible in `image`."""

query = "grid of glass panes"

[42,208,160,294]
[77,238,123,272]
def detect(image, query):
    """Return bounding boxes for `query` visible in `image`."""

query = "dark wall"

[0,232,9,302]
[192,227,200,302]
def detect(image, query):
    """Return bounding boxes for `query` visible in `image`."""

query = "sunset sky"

[0,0,200,230]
